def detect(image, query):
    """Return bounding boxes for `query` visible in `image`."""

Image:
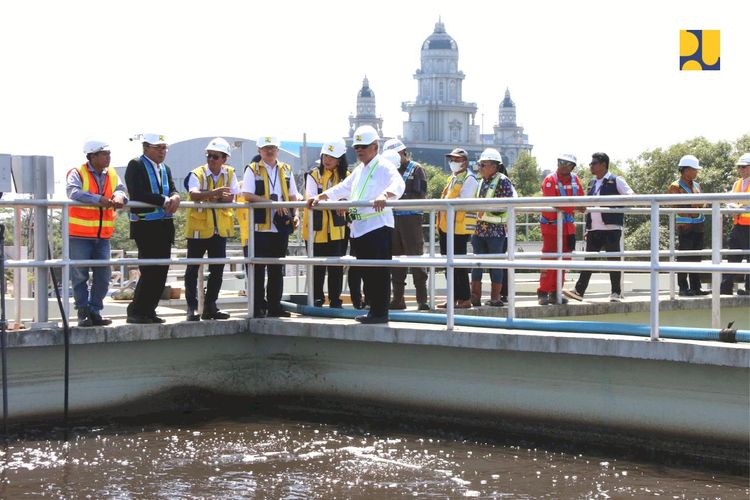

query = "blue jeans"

[470,234,506,284]
[70,237,111,316]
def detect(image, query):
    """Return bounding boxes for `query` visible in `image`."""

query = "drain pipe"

[279,301,750,343]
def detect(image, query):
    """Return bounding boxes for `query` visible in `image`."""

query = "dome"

[421,19,457,51]
[501,88,515,108]
[358,76,374,98]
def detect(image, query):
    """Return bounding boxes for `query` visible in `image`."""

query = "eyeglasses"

[353,144,371,151]
[149,145,168,151]
[589,161,600,167]
[739,165,750,169]
[479,162,495,168]
[207,153,224,161]
[558,160,575,167]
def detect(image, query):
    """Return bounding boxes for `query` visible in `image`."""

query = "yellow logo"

[680,30,720,70]
[159,135,165,141]
[327,145,335,152]
[355,135,362,141]
[264,136,272,143]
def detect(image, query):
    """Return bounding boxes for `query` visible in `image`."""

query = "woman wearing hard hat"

[436,147,479,309]
[303,140,350,308]
[720,153,750,295]
[667,154,709,297]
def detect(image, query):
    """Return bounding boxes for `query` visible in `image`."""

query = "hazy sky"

[1,0,747,190]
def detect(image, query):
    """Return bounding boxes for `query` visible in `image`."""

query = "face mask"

[449,161,464,173]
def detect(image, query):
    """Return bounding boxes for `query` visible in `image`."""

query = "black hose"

[47,244,70,438]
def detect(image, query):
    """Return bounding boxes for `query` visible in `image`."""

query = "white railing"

[0,192,748,340]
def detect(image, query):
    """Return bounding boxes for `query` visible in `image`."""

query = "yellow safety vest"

[185,165,236,239]
[437,170,477,235]
[732,178,750,226]
[237,161,292,245]
[476,172,509,225]
[302,168,347,243]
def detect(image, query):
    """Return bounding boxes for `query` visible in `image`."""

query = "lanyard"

[401,161,416,181]
[555,173,578,196]
[678,179,699,194]
[353,160,378,201]
[267,165,279,193]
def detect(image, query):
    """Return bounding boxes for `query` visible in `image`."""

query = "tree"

[508,152,541,197]
[422,164,450,199]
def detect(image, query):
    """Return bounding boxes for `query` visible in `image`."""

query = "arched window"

[438,81,444,102]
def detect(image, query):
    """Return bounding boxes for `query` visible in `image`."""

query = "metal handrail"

[0,193,748,338]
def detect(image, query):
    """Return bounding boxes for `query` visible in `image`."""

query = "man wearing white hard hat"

[66,139,127,327]
[537,154,584,305]
[183,137,240,321]
[307,125,405,324]
[383,138,429,311]
[240,135,301,318]
[303,139,350,308]
[124,133,181,324]
[564,152,635,304]
[471,148,516,307]
[667,154,709,296]
[720,153,750,295]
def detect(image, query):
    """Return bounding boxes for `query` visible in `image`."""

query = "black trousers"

[677,227,705,292]
[185,235,226,312]
[351,226,392,318]
[346,234,364,303]
[313,239,345,304]
[245,232,288,314]
[129,220,174,318]
[722,224,750,290]
[438,231,470,301]
[575,230,622,295]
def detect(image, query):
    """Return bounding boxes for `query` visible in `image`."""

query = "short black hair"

[591,152,610,169]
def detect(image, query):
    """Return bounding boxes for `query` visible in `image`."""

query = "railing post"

[13,207,22,329]
[429,209,436,310]
[446,206,455,331]
[306,204,314,306]
[32,158,49,325]
[710,202,721,329]
[61,207,70,321]
[556,210,563,304]
[507,206,516,321]
[247,206,255,317]
[649,202,660,341]
[668,213,676,300]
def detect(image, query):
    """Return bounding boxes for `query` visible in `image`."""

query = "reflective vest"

[437,170,477,235]
[671,179,705,224]
[731,178,750,226]
[185,165,236,239]
[128,155,172,222]
[237,161,292,244]
[540,172,581,235]
[476,172,509,225]
[303,168,347,243]
[68,164,117,239]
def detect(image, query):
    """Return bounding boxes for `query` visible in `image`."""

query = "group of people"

[65,129,749,326]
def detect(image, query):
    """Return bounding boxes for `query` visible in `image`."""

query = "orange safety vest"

[731,178,750,226]
[68,164,117,239]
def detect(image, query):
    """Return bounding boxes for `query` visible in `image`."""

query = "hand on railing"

[164,194,181,214]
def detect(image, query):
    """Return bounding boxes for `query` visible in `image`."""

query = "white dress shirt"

[241,161,300,233]
[323,154,405,238]
[187,165,240,195]
[589,172,634,230]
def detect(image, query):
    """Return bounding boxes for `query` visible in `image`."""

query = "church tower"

[348,76,383,137]
[493,88,532,166]
[402,19,479,144]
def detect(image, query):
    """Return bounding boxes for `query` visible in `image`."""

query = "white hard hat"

[479,148,503,164]
[142,133,167,145]
[352,125,380,146]
[383,138,406,153]
[83,139,110,155]
[736,153,750,166]
[257,136,280,148]
[557,153,577,165]
[205,137,231,157]
[320,139,347,158]
[381,149,401,168]
[678,154,701,169]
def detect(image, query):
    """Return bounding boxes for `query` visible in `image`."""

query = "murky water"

[0,411,746,499]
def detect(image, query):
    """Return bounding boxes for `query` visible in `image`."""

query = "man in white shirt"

[307,125,405,324]
[184,138,240,321]
[241,136,301,317]
[564,152,634,303]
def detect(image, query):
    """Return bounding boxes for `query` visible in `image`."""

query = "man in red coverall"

[538,154,583,305]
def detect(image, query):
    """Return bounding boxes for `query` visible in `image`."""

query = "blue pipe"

[280,301,750,343]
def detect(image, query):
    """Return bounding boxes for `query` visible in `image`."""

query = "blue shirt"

[66,163,128,205]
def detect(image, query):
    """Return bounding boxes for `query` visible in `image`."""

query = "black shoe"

[720,285,734,296]
[355,314,388,324]
[266,310,291,318]
[329,300,343,309]
[737,288,749,296]
[548,293,568,305]
[500,296,508,303]
[77,314,93,327]
[186,310,200,321]
[252,308,266,318]
[313,299,324,308]
[89,312,112,326]
[126,315,153,324]
[201,309,230,320]
[690,289,710,296]
[537,292,550,306]
[417,303,430,311]
[678,289,694,297]
[351,297,365,310]
[149,315,166,324]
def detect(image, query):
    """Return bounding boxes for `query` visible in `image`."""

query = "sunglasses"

[353,144,371,151]
[558,160,575,167]
[207,153,224,161]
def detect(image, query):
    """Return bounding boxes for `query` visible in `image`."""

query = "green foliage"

[422,163,450,199]
[508,151,542,197]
